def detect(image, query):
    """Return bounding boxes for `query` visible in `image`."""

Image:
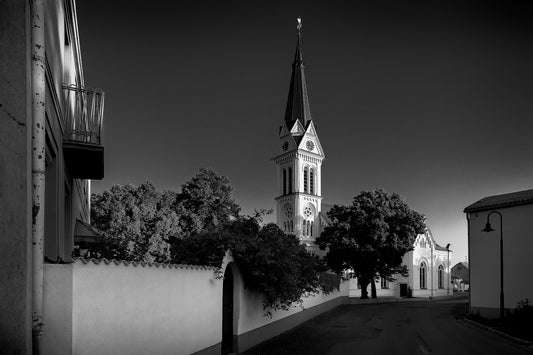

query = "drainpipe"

[31,0,46,353]
[430,237,434,299]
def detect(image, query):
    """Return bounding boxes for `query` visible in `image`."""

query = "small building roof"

[464,189,533,213]
[452,262,469,269]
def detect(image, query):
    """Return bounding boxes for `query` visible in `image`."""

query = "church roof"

[284,18,312,128]
[464,188,533,213]
[426,227,450,252]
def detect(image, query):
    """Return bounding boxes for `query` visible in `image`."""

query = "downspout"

[466,212,471,313]
[31,0,45,353]
[430,236,434,298]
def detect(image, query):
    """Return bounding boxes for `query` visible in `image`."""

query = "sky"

[77,0,533,263]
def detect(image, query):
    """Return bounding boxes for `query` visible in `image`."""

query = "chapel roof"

[464,188,533,213]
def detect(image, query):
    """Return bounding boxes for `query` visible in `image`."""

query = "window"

[288,167,292,193]
[310,221,313,237]
[310,168,314,194]
[420,262,427,289]
[381,278,389,289]
[282,169,287,195]
[438,265,444,289]
[303,166,308,193]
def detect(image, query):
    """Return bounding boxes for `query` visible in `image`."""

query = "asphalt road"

[242,299,532,355]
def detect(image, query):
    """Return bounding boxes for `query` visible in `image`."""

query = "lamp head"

[482,222,495,232]
[446,243,450,250]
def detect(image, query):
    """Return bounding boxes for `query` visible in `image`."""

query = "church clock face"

[282,141,289,151]
[306,140,314,151]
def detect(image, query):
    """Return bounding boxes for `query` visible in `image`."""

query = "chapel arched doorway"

[221,265,234,354]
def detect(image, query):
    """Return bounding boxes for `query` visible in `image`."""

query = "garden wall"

[42,253,348,355]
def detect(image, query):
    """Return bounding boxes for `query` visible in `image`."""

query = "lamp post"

[446,243,451,296]
[481,210,504,320]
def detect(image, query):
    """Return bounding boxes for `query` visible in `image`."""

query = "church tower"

[273,18,325,253]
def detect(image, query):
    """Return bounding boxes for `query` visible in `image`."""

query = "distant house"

[464,189,533,318]
[451,262,469,292]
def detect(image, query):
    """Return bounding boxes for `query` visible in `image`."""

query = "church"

[273,19,453,298]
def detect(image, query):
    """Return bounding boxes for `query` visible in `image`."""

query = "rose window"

[303,206,313,218]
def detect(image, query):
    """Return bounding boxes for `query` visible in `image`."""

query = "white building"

[464,189,533,318]
[0,0,105,352]
[347,228,452,299]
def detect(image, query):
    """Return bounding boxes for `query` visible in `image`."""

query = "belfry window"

[303,166,308,193]
[310,168,314,194]
[420,262,427,289]
[283,169,287,195]
[288,167,293,193]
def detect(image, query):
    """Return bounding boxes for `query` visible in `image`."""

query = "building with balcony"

[0,0,104,353]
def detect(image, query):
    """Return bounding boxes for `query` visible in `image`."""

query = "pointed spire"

[284,17,312,128]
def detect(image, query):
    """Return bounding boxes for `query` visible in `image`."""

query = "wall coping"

[72,257,219,271]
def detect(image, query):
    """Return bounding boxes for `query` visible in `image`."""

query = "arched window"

[303,166,308,193]
[283,169,287,195]
[381,278,389,289]
[310,168,314,195]
[420,262,427,289]
[288,167,292,193]
[438,265,444,289]
[310,221,313,237]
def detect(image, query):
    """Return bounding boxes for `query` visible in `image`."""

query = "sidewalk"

[348,292,468,305]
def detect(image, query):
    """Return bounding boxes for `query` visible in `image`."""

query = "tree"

[316,189,425,299]
[173,168,241,235]
[88,169,241,262]
[173,215,326,314]
[90,182,180,263]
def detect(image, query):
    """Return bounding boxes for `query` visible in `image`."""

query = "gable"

[297,121,325,156]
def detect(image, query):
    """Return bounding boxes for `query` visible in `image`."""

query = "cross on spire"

[284,17,312,127]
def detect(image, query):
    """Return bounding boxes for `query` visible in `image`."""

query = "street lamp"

[446,243,451,296]
[481,210,504,320]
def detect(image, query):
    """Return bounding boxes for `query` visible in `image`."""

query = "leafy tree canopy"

[88,168,239,263]
[173,214,327,313]
[316,189,425,299]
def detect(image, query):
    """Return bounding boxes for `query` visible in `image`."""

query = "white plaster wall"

[348,278,397,298]
[71,261,222,355]
[237,279,349,335]
[43,264,73,355]
[468,205,533,313]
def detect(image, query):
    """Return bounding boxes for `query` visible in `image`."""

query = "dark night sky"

[77,0,533,262]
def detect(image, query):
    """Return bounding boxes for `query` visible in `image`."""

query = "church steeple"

[284,17,312,128]
[274,18,325,255]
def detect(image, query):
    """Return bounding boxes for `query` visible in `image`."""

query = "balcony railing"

[61,84,105,179]
[62,84,105,145]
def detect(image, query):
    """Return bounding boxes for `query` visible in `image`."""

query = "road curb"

[463,317,533,347]
[347,295,467,305]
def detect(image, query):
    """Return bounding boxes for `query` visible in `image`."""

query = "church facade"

[274,20,452,297]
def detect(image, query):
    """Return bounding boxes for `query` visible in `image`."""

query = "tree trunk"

[371,279,377,298]
[360,279,369,299]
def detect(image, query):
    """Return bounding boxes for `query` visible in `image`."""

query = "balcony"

[62,84,105,179]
